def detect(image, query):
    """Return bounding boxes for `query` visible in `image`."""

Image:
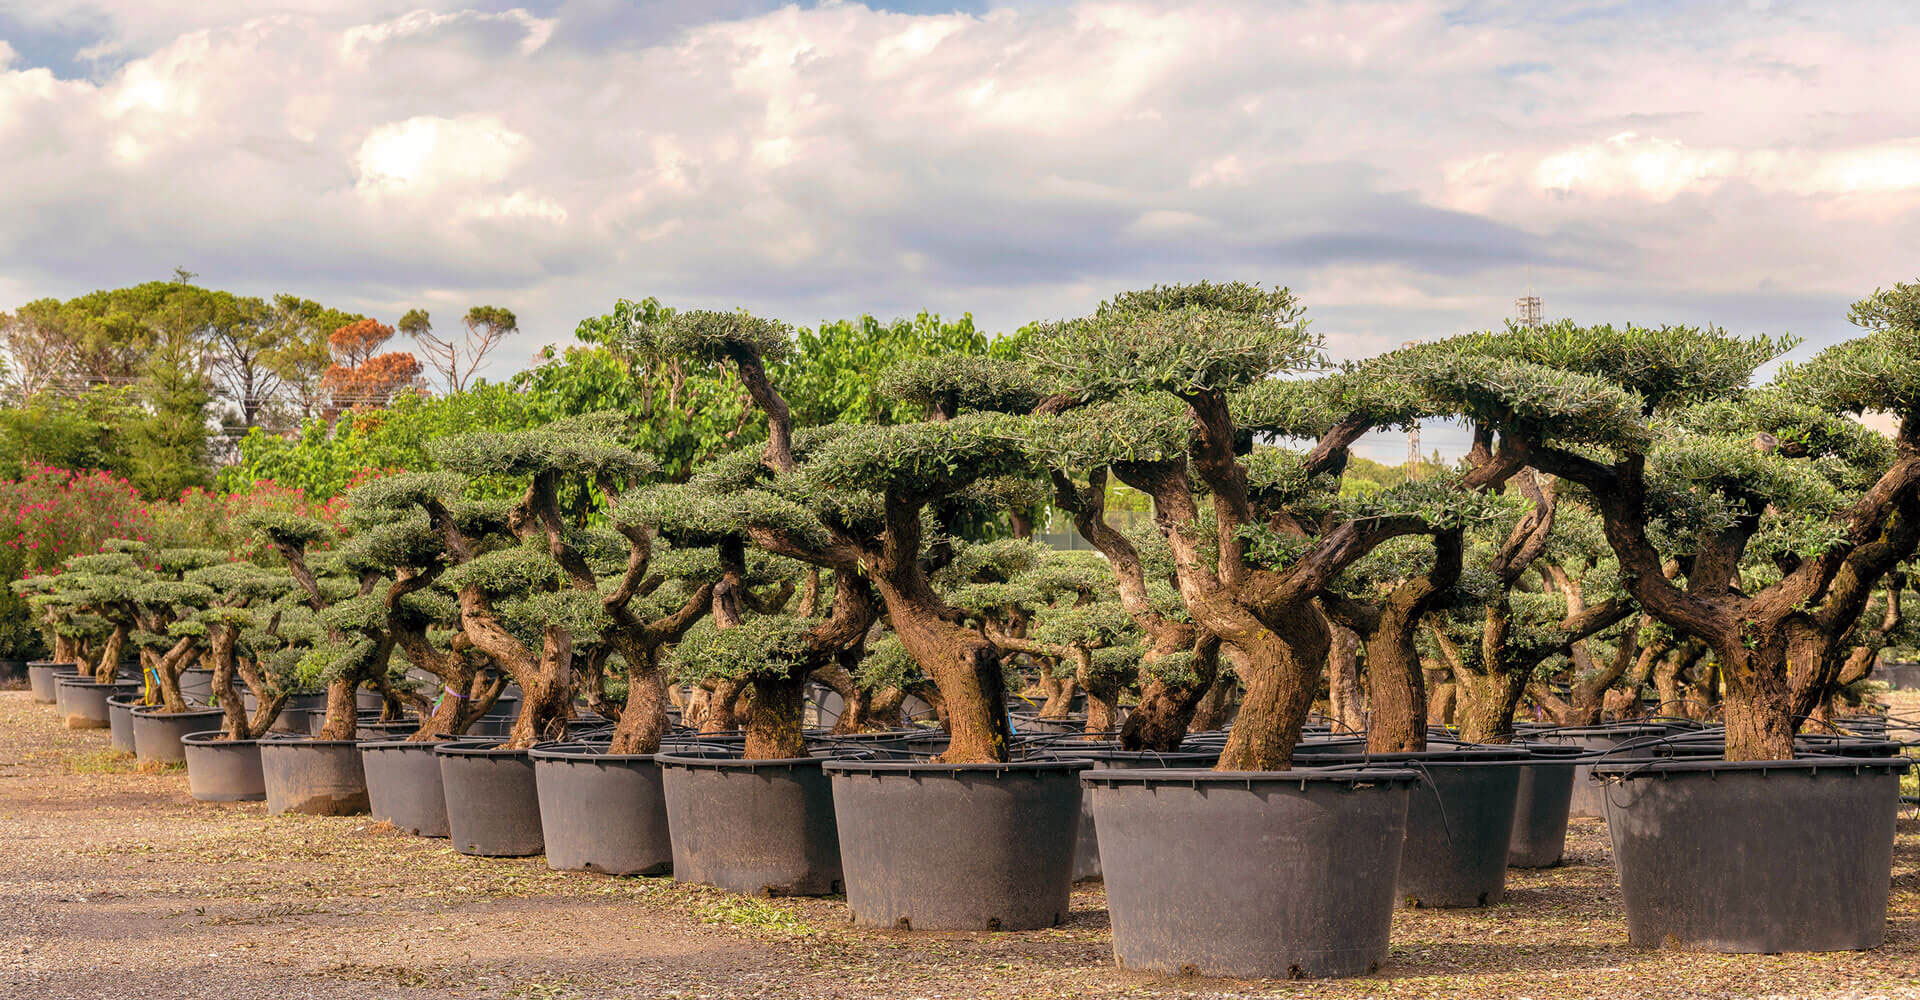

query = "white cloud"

[354,115,531,193]
[0,0,1916,402]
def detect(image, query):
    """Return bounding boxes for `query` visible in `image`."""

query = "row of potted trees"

[16,278,1920,978]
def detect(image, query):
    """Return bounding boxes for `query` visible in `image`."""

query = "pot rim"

[181,730,259,746]
[656,749,829,770]
[257,735,363,748]
[1593,755,1914,780]
[358,736,452,749]
[1080,765,1423,787]
[1521,723,1674,738]
[528,740,678,763]
[822,758,1095,776]
[52,676,135,688]
[433,739,532,758]
[1296,745,1535,765]
[130,705,225,719]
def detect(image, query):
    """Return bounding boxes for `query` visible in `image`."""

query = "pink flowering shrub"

[0,464,153,575]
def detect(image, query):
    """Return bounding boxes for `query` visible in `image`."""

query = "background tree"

[402,306,518,395]
[322,319,423,417]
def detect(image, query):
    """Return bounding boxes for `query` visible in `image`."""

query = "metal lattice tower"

[1516,268,1545,328]
[1515,294,1544,328]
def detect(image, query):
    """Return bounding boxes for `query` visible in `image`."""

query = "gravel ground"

[5,690,1920,1000]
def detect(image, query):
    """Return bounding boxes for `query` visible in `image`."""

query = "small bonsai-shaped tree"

[37,546,151,683]
[1025,283,1548,769]
[944,543,1144,735]
[627,310,893,754]
[369,415,713,750]
[247,508,404,739]
[186,560,300,739]
[12,574,97,669]
[1415,489,1638,742]
[1417,302,1920,759]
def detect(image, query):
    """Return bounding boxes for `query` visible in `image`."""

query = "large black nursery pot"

[27,661,79,704]
[1529,724,1670,818]
[257,738,370,815]
[242,690,329,734]
[1595,756,1910,953]
[436,740,543,857]
[130,706,225,763]
[106,693,143,754]
[1055,747,1221,882]
[360,737,451,837]
[658,749,842,896]
[1508,742,1590,868]
[178,667,214,706]
[1301,744,1529,908]
[55,676,137,729]
[530,742,675,875]
[1086,765,1421,979]
[823,758,1089,931]
[180,731,267,802]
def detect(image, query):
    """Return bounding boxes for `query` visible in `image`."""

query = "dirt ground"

[5,692,1920,1000]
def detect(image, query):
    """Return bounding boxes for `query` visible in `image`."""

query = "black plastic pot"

[1528,724,1670,818]
[530,742,674,875]
[180,732,267,801]
[308,711,420,740]
[1596,756,1910,952]
[241,690,328,734]
[1009,711,1085,736]
[178,667,214,706]
[658,750,841,896]
[107,693,142,754]
[130,706,225,763]
[823,758,1089,930]
[436,741,543,857]
[1312,746,1529,907]
[1054,747,1221,882]
[1085,766,1420,978]
[257,738,370,815]
[360,738,451,837]
[55,676,135,729]
[27,661,79,704]
[1837,714,1890,736]
[1508,743,1588,868]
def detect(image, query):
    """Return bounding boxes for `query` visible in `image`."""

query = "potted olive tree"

[1021,282,1564,977]
[1426,297,1920,953]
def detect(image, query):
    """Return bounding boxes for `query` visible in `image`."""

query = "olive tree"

[1022,283,1549,769]
[1417,302,1920,760]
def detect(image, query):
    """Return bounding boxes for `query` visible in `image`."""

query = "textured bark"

[1326,625,1366,735]
[744,675,807,759]
[1125,635,1221,749]
[864,498,1012,763]
[699,678,745,733]
[90,623,129,683]
[609,650,674,754]
[1425,673,1457,728]
[1213,606,1327,771]
[1722,646,1796,760]
[1321,530,1463,753]
[1455,668,1529,744]
[1035,673,1077,718]
[1188,665,1238,733]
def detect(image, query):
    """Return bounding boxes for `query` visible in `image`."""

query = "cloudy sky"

[3,0,1917,459]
